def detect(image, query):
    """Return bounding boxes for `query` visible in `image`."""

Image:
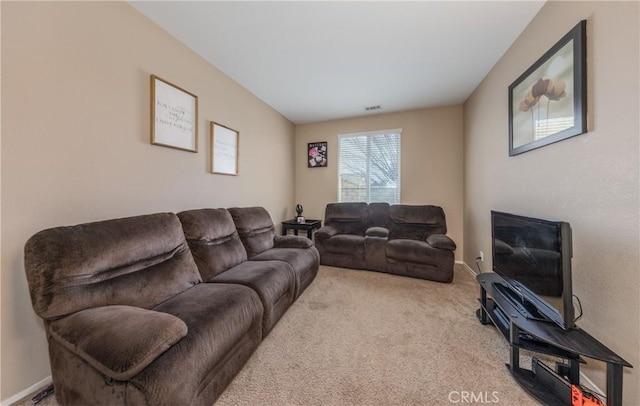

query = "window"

[338,129,401,204]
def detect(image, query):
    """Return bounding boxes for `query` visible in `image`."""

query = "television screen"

[491,211,574,329]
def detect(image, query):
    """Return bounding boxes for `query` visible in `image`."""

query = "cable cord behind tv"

[573,294,583,322]
[474,256,484,274]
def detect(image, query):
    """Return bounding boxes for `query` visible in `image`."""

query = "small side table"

[281,219,322,239]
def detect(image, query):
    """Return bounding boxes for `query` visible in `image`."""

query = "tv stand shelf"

[476,272,632,406]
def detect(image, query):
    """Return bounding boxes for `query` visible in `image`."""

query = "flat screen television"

[491,211,575,330]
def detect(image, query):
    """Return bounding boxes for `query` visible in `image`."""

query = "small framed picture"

[296,216,306,224]
[211,122,239,176]
[150,75,198,152]
[308,141,327,168]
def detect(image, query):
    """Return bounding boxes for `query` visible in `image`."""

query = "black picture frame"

[307,141,327,168]
[508,20,587,156]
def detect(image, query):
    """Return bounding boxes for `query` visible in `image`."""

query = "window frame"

[337,128,402,204]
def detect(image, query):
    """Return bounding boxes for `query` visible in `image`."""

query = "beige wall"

[464,0,639,401]
[295,106,464,261]
[0,1,295,400]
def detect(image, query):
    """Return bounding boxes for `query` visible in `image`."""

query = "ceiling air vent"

[365,105,381,111]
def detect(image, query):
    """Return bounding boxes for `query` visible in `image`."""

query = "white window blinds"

[338,129,401,204]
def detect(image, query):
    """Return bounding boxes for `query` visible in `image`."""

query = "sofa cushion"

[134,283,263,405]
[251,247,320,298]
[388,205,447,240]
[368,202,391,228]
[212,260,295,335]
[321,234,365,256]
[178,209,248,279]
[229,207,276,257]
[24,213,202,320]
[49,305,187,381]
[324,202,370,234]
[386,239,441,264]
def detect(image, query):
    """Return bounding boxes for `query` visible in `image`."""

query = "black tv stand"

[492,282,543,320]
[476,272,632,406]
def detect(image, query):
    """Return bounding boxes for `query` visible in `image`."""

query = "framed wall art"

[150,75,198,152]
[508,20,587,156]
[211,122,239,175]
[308,141,328,168]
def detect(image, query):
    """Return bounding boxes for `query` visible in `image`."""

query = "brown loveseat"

[24,208,318,405]
[314,202,456,282]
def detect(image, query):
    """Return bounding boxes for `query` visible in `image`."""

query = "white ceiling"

[130,1,545,124]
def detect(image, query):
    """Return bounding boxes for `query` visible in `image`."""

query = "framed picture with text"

[211,122,239,176]
[150,75,198,152]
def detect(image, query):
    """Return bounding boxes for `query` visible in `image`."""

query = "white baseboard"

[1,376,52,406]
[456,260,478,277]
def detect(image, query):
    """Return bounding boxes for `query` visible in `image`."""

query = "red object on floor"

[572,385,604,406]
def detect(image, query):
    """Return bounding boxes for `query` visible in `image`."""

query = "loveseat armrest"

[49,305,187,381]
[426,234,457,251]
[314,226,338,240]
[365,226,389,239]
[274,235,314,249]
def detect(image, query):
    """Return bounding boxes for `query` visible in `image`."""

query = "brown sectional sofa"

[178,207,319,335]
[314,202,457,282]
[228,207,319,298]
[23,207,318,405]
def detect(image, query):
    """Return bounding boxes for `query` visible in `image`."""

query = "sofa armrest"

[365,227,389,239]
[49,305,187,381]
[314,226,338,240]
[426,234,457,251]
[274,235,314,249]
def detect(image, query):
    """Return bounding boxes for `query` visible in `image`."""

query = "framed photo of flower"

[307,141,328,168]
[508,20,587,156]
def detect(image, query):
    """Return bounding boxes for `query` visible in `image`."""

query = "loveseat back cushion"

[228,207,276,257]
[324,202,370,235]
[368,202,391,229]
[388,205,447,240]
[178,208,248,280]
[24,213,201,320]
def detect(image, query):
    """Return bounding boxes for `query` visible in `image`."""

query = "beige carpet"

[16,265,539,405]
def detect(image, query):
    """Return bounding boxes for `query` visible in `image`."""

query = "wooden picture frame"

[150,75,198,152]
[211,122,239,175]
[508,20,587,156]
